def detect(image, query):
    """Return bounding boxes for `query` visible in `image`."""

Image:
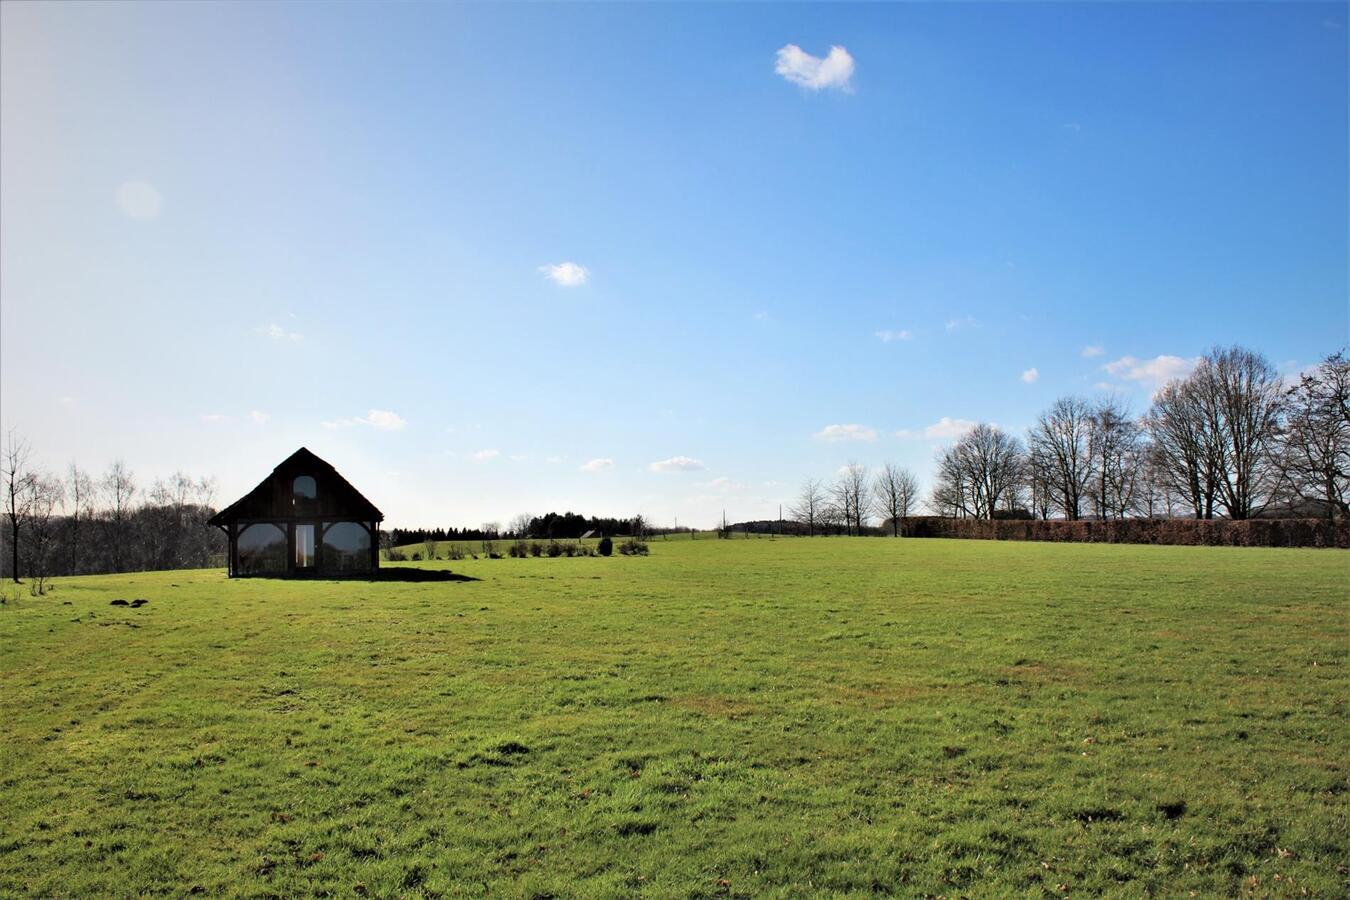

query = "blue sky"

[2,2,1346,528]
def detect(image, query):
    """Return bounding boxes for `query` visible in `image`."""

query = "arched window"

[321,522,371,571]
[237,523,287,574]
[293,476,317,499]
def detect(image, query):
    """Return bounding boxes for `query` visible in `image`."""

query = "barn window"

[321,522,371,571]
[293,476,317,499]
[295,524,315,568]
[237,523,287,575]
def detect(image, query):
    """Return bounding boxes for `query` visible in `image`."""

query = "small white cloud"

[199,413,228,423]
[753,310,771,321]
[323,409,407,431]
[894,428,917,439]
[539,261,589,287]
[257,323,303,342]
[580,457,614,472]
[649,455,706,472]
[509,453,528,462]
[1021,367,1040,384]
[1062,122,1082,133]
[249,410,269,425]
[945,316,979,332]
[116,180,162,220]
[924,417,978,440]
[58,396,75,406]
[814,424,878,443]
[361,409,406,430]
[1102,354,1198,389]
[775,44,855,91]
[472,449,500,461]
[545,455,563,464]
[1081,344,1104,358]
[875,329,912,343]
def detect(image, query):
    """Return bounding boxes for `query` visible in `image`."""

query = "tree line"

[790,346,1348,531]
[389,511,643,548]
[2,435,224,588]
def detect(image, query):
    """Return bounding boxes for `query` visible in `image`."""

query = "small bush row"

[900,517,1350,548]
[390,537,650,561]
[506,541,602,558]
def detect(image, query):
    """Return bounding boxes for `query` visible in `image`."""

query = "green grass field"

[2,538,1346,897]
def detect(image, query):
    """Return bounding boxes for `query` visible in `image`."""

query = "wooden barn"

[209,448,383,577]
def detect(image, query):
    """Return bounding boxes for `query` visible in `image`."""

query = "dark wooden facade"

[209,448,383,577]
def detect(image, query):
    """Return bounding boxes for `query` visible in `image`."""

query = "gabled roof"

[208,447,383,525]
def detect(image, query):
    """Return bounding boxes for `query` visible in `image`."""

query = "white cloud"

[814,424,878,442]
[875,329,912,343]
[257,323,303,342]
[580,457,614,472]
[116,180,162,220]
[1021,367,1040,384]
[775,44,855,91]
[249,410,269,425]
[945,316,979,332]
[753,310,771,321]
[362,409,406,430]
[924,417,978,440]
[649,455,706,472]
[199,413,228,423]
[322,409,407,431]
[472,449,500,461]
[1102,354,1198,389]
[1081,344,1104,358]
[894,428,917,439]
[509,453,528,462]
[539,261,589,287]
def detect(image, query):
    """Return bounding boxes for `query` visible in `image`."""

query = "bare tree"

[790,478,826,536]
[933,424,1025,520]
[874,463,919,536]
[66,462,93,575]
[26,476,64,595]
[832,463,870,535]
[1278,350,1349,518]
[1147,379,1220,518]
[509,512,534,539]
[1196,346,1285,519]
[1027,396,1094,519]
[1087,397,1142,520]
[102,461,137,572]
[3,432,37,582]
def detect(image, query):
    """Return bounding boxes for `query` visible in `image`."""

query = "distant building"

[209,448,383,577]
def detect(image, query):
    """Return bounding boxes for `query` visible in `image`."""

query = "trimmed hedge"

[900,517,1350,548]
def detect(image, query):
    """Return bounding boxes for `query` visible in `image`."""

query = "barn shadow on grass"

[328,568,479,583]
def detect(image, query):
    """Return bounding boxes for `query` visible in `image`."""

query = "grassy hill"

[2,538,1346,896]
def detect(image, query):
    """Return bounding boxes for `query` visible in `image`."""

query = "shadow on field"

[334,568,480,583]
